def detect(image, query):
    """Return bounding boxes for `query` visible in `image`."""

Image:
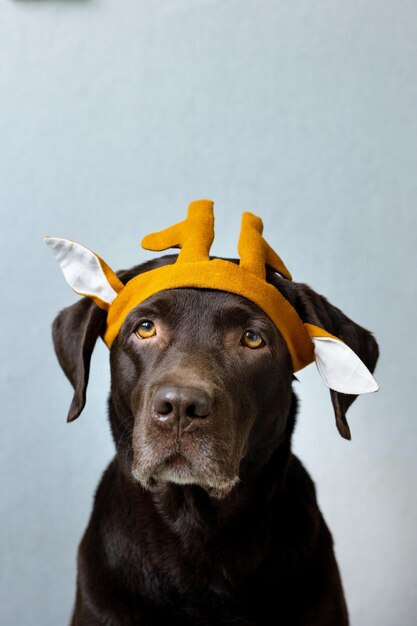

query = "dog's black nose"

[152,385,212,431]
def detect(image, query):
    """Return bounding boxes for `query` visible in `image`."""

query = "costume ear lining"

[303,322,379,395]
[310,335,379,395]
[44,236,123,308]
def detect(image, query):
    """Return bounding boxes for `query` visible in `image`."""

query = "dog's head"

[51,254,378,499]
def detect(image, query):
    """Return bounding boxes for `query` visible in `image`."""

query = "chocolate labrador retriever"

[51,254,378,626]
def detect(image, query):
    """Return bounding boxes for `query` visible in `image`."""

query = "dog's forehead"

[125,287,272,325]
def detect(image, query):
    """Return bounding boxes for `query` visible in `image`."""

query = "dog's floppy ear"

[52,297,107,422]
[269,274,379,440]
[296,282,379,439]
[44,236,123,422]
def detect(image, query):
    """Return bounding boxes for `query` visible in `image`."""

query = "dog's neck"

[150,437,295,537]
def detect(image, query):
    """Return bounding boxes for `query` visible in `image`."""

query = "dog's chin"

[131,454,240,500]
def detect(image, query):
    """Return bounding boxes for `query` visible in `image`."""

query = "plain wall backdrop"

[1,1,416,624]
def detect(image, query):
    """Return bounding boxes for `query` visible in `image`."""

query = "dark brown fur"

[51,254,379,625]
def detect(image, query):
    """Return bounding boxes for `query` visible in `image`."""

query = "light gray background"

[1,1,416,625]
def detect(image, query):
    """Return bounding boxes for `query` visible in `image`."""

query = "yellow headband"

[105,200,313,370]
[44,199,379,394]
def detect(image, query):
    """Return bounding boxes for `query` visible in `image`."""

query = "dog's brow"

[128,296,175,320]
[214,305,266,327]
[132,303,163,318]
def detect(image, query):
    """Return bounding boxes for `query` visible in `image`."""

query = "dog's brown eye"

[136,320,156,339]
[241,330,265,349]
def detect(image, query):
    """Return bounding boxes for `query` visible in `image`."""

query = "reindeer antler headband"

[44,199,378,395]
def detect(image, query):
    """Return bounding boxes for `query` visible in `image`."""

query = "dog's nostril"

[186,403,197,418]
[186,397,211,418]
[158,401,173,415]
[153,393,174,417]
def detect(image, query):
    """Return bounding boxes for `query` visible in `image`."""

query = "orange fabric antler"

[238,212,292,280]
[142,199,214,263]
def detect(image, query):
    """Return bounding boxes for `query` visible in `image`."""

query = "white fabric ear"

[44,236,119,306]
[312,336,379,394]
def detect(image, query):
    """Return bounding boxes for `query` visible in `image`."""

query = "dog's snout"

[152,384,212,431]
